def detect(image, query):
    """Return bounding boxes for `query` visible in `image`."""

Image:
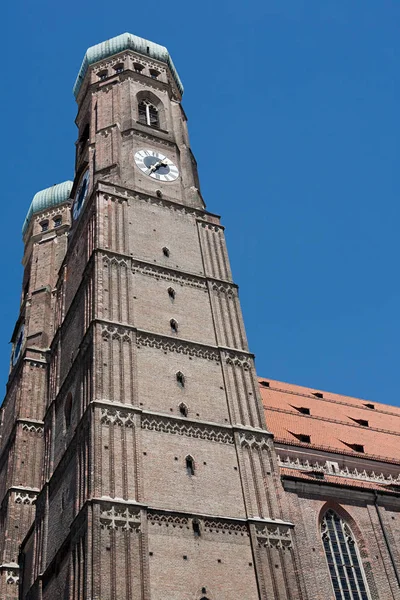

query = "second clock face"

[134,149,179,182]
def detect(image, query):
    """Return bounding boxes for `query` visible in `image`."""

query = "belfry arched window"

[321,509,371,600]
[138,100,159,128]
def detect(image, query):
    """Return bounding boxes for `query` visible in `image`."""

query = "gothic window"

[64,393,73,429]
[170,319,178,333]
[179,403,188,417]
[134,63,144,73]
[321,509,371,600]
[168,287,176,300]
[53,216,62,228]
[41,220,49,232]
[98,70,108,80]
[186,455,195,476]
[138,100,160,128]
[176,371,185,388]
[114,63,124,73]
[149,69,160,79]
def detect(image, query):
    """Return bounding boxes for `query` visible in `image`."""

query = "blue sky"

[1,0,399,406]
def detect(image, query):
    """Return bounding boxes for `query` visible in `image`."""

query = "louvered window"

[322,510,371,600]
[138,100,159,128]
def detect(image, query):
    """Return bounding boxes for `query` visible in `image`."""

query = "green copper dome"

[73,33,184,99]
[22,181,73,235]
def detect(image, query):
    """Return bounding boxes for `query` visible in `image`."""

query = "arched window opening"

[168,287,176,300]
[114,63,124,73]
[41,220,49,232]
[138,100,159,128]
[186,455,195,477]
[98,70,108,81]
[321,509,370,600]
[176,372,185,388]
[150,69,160,79]
[179,403,188,417]
[162,246,170,257]
[134,63,144,73]
[79,123,89,147]
[53,216,62,228]
[64,393,73,429]
[193,520,201,537]
[170,319,178,333]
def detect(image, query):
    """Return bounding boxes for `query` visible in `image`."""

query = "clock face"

[12,324,24,366]
[73,169,90,220]
[134,149,179,182]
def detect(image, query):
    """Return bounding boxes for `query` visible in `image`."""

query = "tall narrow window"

[185,456,195,476]
[138,100,159,128]
[179,403,188,417]
[192,520,201,537]
[170,319,178,333]
[168,287,176,300]
[176,371,185,388]
[321,509,371,600]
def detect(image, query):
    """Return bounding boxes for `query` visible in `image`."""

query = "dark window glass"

[321,510,371,600]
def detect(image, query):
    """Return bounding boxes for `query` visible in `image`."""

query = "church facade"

[0,33,398,600]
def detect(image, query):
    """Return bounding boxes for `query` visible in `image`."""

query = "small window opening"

[192,520,201,537]
[179,403,188,417]
[260,380,270,387]
[114,63,124,73]
[98,70,108,81]
[313,392,323,398]
[348,443,365,453]
[351,418,369,427]
[292,405,310,415]
[290,431,311,444]
[364,403,375,410]
[170,319,178,333]
[201,589,207,595]
[149,69,160,79]
[53,216,62,228]
[168,287,176,300]
[162,246,170,257]
[134,63,144,73]
[176,371,185,388]
[41,220,49,232]
[186,456,195,476]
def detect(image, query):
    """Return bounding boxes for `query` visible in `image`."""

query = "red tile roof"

[259,378,400,464]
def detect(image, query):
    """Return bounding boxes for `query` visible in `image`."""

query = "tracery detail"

[321,510,370,600]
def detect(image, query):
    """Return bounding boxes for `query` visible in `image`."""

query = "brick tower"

[17,33,306,599]
[0,182,72,598]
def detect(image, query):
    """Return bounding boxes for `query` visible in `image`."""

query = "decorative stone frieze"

[141,415,234,444]
[136,332,219,361]
[100,408,135,428]
[255,522,293,550]
[99,503,141,531]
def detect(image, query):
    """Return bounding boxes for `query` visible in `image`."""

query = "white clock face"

[134,149,179,182]
[73,169,90,220]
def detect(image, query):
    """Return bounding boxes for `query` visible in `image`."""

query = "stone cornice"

[96,180,221,221]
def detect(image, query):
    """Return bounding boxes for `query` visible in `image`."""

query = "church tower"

[18,33,305,599]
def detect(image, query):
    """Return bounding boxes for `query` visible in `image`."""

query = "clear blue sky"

[1,1,399,406]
